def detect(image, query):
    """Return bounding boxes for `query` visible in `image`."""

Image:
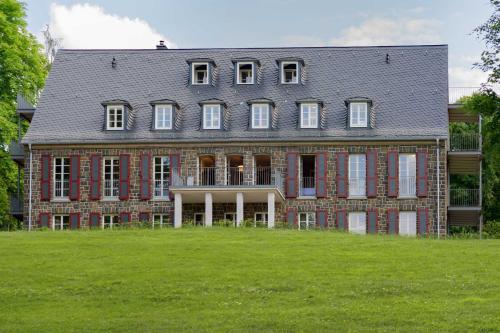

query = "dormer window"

[106,105,124,130]
[300,103,319,128]
[281,61,298,84]
[154,104,173,129]
[350,102,368,128]
[203,104,221,129]
[192,63,209,85]
[251,104,270,129]
[237,62,254,84]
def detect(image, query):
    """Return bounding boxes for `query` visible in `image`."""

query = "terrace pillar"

[174,193,182,228]
[205,192,213,227]
[267,192,275,229]
[236,192,244,227]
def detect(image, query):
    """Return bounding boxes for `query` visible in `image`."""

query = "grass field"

[0,229,499,333]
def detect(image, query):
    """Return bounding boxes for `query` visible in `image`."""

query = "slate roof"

[23,45,448,144]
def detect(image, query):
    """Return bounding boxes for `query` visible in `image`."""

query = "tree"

[0,0,48,229]
[474,0,500,85]
[42,24,61,65]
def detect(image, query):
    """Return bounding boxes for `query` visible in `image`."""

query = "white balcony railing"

[450,133,480,152]
[300,176,315,196]
[154,179,169,198]
[104,179,119,197]
[449,189,480,207]
[399,176,416,197]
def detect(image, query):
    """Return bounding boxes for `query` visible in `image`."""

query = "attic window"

[154,104,173,130]
[106,105,124,130]
[349,102,368,128]
[251,104,270,129]
[203,104,221,129]
[237,62,254,84]
[300,103,318,128]
[192,63,209,85]
[281,61,298,84]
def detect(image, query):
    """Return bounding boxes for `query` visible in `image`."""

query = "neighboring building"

[9,43,481,235]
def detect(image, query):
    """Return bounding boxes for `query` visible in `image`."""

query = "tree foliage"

[474,0,500,84]
[0,0,48,229]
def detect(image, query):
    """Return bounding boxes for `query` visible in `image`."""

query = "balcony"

[9,141,25,165]
[449,133,480,152]
[449,189,480,208]
[9,194,23,218]
[399,176,416,198]
[300,177,315,197]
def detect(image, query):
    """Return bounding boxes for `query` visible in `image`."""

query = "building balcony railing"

[154,179,169,198]
[103,179,119,198]
[399,176,416,197]
[300,176,315,196]
[449,133,480,152]
[9,194,23,215]
[449,189,480,207]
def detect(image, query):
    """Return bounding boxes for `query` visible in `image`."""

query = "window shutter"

[89,155,101,200]
[169,153,181,199]
[316,152,328,198]
[336,209,347,231]
[336,152,348,198]
[120,212,131,224]
[39,212,51,228]
[139,212,150,223]
[140,153,152,200]
[387,208,399,235]
[285,152,298,198]
[286,207,297,227]
[40,154,51,201]
[367,208,378,234]
[387,151,399,197]
[366,150,378,198]
[69,213,80,229]
[89,212,101,228]
[316,209,328,229]
[417,208,429,236]
[69,155,80,201]
[416,151,428,197]
[119,154,130,200]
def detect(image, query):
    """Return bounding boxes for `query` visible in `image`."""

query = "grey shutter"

[417,151,428,197]
[120,212,130,224]
[336,152,348,198]
[367,209,378,234]
[89,155,101,200]
[336,209,347,230]
[417,208,428,236]
[139,212,150,223]
[69,213,79,229]
[286,152,298,198]
[140,153,151,200]
[316,209,328,228]
[366,150,377,198]
[89,213,100,228]
[286,208,297,227]
[39,212,50,228]
[387,151,398,197]
[69,155,80,200]
[316,152,327,198]
[40,154,51,201]
[387,209,398,234]
[119,154,130,200]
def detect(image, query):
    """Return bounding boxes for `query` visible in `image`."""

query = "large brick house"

[10,43,483,235]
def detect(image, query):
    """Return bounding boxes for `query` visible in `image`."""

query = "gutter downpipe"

[28,143,32,231]
[436,138,441,239]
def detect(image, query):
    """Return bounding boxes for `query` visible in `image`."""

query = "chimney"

[156,40,167,50]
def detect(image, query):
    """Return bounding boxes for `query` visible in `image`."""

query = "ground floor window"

[224,212,236,224]
[348,212,366,234]
[103,215,119,229]
[53,215,69,230]
[194,213,205,226]
[399,212,417,236]
[299,212,316,230]
[254,212,268,227]
[153,214,171,228]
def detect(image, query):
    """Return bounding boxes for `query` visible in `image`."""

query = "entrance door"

[194,213,205,226]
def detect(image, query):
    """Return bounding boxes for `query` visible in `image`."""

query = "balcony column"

[267,192,275,229]
[236,192,244,227]
[174,193,182,228]
[205,192,213,227]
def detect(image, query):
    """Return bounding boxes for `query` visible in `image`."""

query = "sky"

[23,0,494,87]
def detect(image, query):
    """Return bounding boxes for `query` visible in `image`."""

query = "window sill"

[297,196,316,200]
[102,197,120,202]
[348,196,367,200]
[52,198,70,202]
[397,196,417,200]
[152,197,170,201]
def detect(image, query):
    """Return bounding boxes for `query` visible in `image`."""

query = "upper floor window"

[350,102,368,128]
[237,62,254,84]
[106,105,124,130]
[281,61,298,84]
[251,104,270,129]
[155,104,173,130]
[399,154,416,197]
[103,157,119,198]
[154,156,170,198]
[192,62,209,85]
[203,104,221,129]
[300,103,319,128]
[53,157,70,199]
[349,154,366,197]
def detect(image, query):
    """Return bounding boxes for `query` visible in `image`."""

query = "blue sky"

[24,0,494,86]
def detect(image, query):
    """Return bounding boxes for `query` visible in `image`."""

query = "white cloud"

[329,17,443,46]
[47,3,176,49]
[449,67,489,87]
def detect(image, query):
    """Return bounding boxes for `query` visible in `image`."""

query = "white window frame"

[191,62,209,85]
[399,211,417,236]
[251,103,270,129]
[348,212,366,235]
[194,213,205,226]
[203,104,221,129]
[281,61,299,84]
[153,156,170,199]
[399,154,417,197]
[298,212,316,230]
[300,103,319,128]
[102,214,119,229]
[236,62,254,84]
[154,104,173,130]
[53,157,70,199]
[254,212,268,226]
[106,105,124,130]
[103,157,119,199]
[153,214,171,229]
[349,154,366,198]
[349,102,368,128]
[52,215,69,230]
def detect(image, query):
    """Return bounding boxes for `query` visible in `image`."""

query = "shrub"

[484,220,500,239]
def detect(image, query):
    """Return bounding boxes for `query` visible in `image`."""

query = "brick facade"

[24,141,447,235]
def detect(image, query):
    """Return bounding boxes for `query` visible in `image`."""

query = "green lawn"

[0,229,499,333]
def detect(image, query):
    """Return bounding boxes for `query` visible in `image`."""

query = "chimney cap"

[156,40,167,49]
